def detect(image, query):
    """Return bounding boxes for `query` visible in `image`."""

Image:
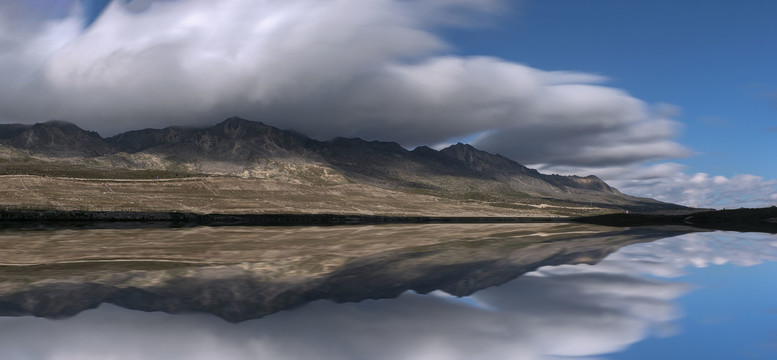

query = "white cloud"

[541,232,777,279]
[0,275,686,360]
[611,171,777,209]
[0,0,687,167]
[536,162,777,209]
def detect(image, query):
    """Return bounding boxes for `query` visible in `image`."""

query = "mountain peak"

[209,117,278,140]
[440,142,530,174]
[108,117,316,160]
[213,117,266,132]
[441,142,477,152]
[40,119,78,127]
[216,116,255,127]
[29,120,93,134]
[0,120,112,156]
[328,137,406,153]
[411,145,436,154]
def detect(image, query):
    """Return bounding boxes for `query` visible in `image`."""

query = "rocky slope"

[0,117,684,213]
[0,121,115,157]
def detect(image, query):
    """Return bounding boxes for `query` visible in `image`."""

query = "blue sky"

[81,0,112,26]
[1,0,775,208]
[445,0,777,179]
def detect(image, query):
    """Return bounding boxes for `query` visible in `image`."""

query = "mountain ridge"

[0,117,681,213]
[0,120,115,157]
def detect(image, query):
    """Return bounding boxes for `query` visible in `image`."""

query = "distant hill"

[0,117,684,213]
[0,120,115,156]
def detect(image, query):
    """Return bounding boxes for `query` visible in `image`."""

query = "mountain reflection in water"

[0,223,683,321]
[1,228,776,359]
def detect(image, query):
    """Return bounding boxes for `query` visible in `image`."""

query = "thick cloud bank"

[0,0,688,167]
[3,231,776,360]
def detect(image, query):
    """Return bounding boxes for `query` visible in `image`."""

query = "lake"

[0,224,775,359]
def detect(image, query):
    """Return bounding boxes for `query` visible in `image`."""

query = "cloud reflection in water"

[1,231,776,360]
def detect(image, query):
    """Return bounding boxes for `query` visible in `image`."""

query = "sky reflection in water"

[1,231,776,360]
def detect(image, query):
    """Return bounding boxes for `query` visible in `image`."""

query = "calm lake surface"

[0,225,775,359]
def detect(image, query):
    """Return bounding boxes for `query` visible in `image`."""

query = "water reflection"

[1,230,776,359]
[0,223,684,321]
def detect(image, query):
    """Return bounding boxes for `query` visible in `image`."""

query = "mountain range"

[0,117,682,213]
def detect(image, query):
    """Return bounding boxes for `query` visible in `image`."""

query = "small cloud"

[740,83,777,106]
[652,103,683,119]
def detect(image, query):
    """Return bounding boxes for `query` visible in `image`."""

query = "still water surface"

[0,227,775,359]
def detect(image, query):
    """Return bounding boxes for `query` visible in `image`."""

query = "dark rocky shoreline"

[2,207,776,232]
[0,209,563,230]
[575,207,777,233]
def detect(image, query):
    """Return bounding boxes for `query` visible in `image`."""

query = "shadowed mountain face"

[108,117,319,161]
[0,117,680,212]
[0,223,693,322]
[0,121,115,157]
[440,143,618,193]
[440,142,539,175]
